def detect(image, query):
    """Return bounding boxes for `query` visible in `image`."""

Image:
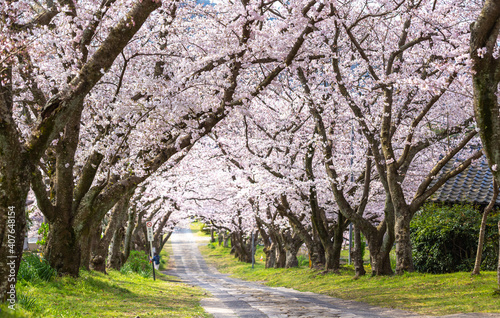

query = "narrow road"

[167,228,499,318]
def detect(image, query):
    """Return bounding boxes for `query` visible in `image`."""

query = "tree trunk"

[255,218,276,269]
[352,224,366,277]
[394,211,414,274]
[108,226,125,270]
[91,198,129,273]
[497,219,500,290]
[218,230,224,246]
[159,232,173,253]
[44,217,80,276]
[79,220,101,271]
[231,232,252,263]
[284,249,299,268]
[473,209,490,275]
[327,216,345,272]
[272,233,286,268]
[120,208,137,266]
[0,64,30,302]
[308,240,326,269]
[210,228,215,243]
[264,245,276,268]
[282,231,302,268]
[0,177,29,301]
[473,180,498,275]
[0,84,31,299]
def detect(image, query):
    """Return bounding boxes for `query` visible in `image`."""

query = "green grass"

[4,241,211,318]
[200,241,500,316]
[9,270,210,318]
[190,221,211,237]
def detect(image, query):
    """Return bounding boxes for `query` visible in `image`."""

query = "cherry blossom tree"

[299,0,483,274]
[0,0,162,299]
[470,0,500,289]
[25,0,333,280]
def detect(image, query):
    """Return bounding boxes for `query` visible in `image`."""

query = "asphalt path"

[167,228,500,318]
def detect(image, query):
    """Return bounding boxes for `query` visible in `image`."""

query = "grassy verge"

[5,270,209,318]
[2,243,211,318]
[200,241,500,316]
[190,221,211,237]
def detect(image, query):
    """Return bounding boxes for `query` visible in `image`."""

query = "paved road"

[167,228,500,318]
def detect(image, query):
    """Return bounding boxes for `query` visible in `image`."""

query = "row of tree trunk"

[41,193,174,274]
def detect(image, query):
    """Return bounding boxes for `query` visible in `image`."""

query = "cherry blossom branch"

[411,129,480,210]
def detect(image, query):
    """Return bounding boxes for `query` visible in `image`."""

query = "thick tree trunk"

[282,232,302,268]
[223,232,230,248]
[0,180,29,302]
[210,228,216,243]
[308,241,326,269]
[45,217,80,276]
[91,199,129,273]
[367,234,393,276]
[284,250,299,268]
[0,83,31,299]
[108,226,125,270]
[232,232,252,263]
[273,234,286,268]
[255,218,276,269]
[394,211,414,274]
[327,216,345,272]
[79,220,101,271]
[264,245,276,268]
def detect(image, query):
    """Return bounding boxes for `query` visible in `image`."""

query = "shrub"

[120,250,152,278]
[411,203,499,274]
[36,223,49,247]
[297,255,309,267]
[17,252,56,283]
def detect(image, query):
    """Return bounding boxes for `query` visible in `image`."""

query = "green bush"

[36,223,49,247]
[120,250,152,278]
[17,252,56,283]
[297,255,309,267]
[411,203,499,274]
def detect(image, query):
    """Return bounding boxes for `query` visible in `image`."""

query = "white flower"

[492,164,497,172]
[477,47,487,58]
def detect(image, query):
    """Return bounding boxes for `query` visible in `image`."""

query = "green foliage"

[199,223,211,235]
[207,242,216,249]
[297,255,309,267]
[410,203,499,274]
[17,252,56,283]
[17,292,37,311]
[36,223,49,246]
[120,250,152,278]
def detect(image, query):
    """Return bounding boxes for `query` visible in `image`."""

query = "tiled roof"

[430,157,500,206]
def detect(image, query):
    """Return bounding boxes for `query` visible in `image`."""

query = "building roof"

[430,157,500,206]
